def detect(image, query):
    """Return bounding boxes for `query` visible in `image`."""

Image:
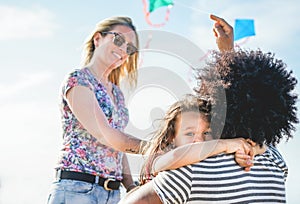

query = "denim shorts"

[47,179,121,204]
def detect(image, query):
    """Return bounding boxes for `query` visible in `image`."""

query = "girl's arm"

[66,86,146,153]
[152,138,252,174]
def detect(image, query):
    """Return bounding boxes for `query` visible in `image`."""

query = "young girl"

[139,94,260,185]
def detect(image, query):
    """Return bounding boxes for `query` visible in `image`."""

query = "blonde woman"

[47,16,145,204]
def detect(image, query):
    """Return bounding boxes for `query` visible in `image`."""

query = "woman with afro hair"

[197,49,298,147]
[120,49,298,204]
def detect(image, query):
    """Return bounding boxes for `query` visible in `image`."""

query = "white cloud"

[0,5,58,40]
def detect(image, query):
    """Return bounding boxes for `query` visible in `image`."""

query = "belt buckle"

[104,178,115,191]
[56,169,61,181]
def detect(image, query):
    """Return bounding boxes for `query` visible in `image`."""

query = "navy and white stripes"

[153,146,287,204]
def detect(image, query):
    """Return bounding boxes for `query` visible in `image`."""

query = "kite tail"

[235,37,250,47]
[142,0,171,27]
[198,50,211,62]
[138,34,153,67]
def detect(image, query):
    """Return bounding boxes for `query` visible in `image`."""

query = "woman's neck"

[88,63,110,86]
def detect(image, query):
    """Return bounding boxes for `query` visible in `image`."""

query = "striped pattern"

[153,146,287,204]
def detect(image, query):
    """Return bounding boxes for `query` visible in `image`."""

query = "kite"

[234,19,255,41]
[142,0,174,27]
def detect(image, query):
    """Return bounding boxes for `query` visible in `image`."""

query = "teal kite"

[234,19,255,41]
[149,0,174,12]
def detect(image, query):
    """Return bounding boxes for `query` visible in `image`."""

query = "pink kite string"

[142,0,171,28]
[138,33,153,67]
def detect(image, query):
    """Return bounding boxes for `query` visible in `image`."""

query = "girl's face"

[94,25,137,69]
[173,111,212,147]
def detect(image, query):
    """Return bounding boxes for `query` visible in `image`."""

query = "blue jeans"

[47,179,121,204]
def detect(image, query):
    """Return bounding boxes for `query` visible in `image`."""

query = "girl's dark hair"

[195,49,298,146]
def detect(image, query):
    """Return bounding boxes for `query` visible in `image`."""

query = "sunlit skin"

[174,111,212,147]
[210,14,234,51]
[66,24,142,154]
[90,25,138,80]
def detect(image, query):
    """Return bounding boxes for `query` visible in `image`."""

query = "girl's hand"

[221,138,254,171]
[223,138,253,156]
[234,139,267,171]
[235,149,253,171]
[247,139,267,155]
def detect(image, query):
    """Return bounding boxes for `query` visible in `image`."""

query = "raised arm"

[152,138,253,174]
[66,85,146,153]
[210,14,234,52]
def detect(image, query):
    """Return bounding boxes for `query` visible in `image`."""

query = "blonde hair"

[82,16,139,87]
[139,94,211,185]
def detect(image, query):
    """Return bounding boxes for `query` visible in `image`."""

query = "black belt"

[58,170,121,190]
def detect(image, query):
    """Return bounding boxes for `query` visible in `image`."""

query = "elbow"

[155,150,180,172]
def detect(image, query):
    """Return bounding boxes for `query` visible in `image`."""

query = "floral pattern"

[56,68,129,180]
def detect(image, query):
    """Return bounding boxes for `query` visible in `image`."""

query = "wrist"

[126,183,138,193]
[217,139,227,153]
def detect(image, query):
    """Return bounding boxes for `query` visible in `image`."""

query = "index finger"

[210,14,232,33]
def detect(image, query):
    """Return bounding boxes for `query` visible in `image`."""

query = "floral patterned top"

[56,67,129,181]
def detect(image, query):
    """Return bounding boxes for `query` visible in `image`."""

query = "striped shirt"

[153,145,287,204]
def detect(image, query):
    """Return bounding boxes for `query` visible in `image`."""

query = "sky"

[0,0,300,203]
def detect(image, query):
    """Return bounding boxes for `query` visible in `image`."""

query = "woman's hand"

[210,14,234,52]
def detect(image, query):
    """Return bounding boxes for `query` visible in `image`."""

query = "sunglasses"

[101,31,138,55]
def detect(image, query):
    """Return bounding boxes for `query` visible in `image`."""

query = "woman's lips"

[112,51,122,60]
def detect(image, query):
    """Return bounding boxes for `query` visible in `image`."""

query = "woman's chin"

[110,58,126,69]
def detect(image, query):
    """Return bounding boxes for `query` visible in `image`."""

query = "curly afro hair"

[195,49,298,146]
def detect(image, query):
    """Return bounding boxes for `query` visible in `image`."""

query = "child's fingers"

[237,158,253,167]
[235,151,251,160]
[246,139,257,146]
[241,141,254,158]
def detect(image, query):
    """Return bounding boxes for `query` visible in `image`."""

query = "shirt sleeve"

[266,145,289,181]
[152,165,193,204]
[62,69,93,100]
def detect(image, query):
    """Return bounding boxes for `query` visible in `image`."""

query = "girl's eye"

[204,132,213,140]
[204,131,212,136]
[186,132,195,137]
